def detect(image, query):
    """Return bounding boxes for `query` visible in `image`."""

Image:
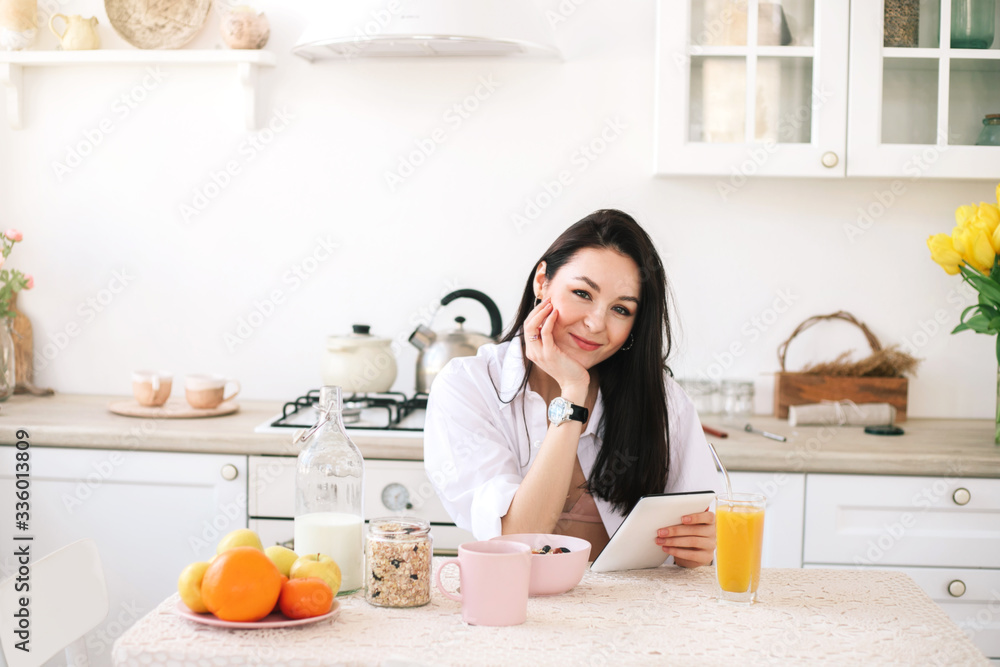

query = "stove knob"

[381,483,412,512]
[220,464,239,481]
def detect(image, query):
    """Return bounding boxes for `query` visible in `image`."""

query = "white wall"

[0,0,995,418]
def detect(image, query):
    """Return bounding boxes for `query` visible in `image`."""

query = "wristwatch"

[548,397,588,426]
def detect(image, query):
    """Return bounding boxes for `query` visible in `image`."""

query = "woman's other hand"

[655,511,716,568]
[524,297,590,397]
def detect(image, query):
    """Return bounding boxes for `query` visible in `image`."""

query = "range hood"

[293,0,560,60]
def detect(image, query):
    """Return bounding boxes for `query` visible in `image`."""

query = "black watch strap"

[568,403,588,423]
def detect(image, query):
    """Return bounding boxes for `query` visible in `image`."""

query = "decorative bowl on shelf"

[105,0,211,49]
[219,5,269,50]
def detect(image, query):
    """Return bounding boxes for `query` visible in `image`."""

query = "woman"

[424,209,719,566]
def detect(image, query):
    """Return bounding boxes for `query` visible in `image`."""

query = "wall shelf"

[0,50,277,130]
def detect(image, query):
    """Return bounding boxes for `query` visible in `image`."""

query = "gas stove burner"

[266,390,429,432]
[341,399,371,424]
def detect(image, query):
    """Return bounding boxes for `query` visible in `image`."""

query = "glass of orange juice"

[715,492,765,604]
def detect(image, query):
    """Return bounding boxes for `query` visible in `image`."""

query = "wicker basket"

[774,312,909,422]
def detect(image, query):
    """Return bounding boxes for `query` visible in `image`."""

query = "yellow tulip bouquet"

[927,183,1000,443]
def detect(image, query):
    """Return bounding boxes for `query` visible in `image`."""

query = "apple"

[216,528,263,555]
[177,561,211,613]
[265,545,298,577]
[289,553,342,596]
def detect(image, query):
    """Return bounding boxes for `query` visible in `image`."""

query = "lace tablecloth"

[112,562,988,666]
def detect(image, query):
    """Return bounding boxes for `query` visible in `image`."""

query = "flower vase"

[0,318,15,401]
[996,366,1000,445]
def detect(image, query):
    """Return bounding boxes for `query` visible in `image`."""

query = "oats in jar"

[365,517,432,607]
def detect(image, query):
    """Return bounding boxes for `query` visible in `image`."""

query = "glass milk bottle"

[294,386,365,595]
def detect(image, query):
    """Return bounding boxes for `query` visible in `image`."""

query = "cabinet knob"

[948,580,967,597]
[821,152,839,168]
[220,464,239,481]
[952,487,971,506]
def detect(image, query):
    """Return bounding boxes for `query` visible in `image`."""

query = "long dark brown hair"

[500,209,673,514]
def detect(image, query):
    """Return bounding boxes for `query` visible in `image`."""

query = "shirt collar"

[498,338,603,439]
[498,337,528,403]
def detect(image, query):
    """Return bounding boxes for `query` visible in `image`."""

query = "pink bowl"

[491,534,591,596]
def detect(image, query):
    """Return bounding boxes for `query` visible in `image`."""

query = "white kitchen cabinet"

[655,0,850,177]
[803,473,1000,568]
[656,0,1000,179]
[0,446,246,667]
[848,1,1000,178]
[727,471,805,567]
[803,473,1000,660]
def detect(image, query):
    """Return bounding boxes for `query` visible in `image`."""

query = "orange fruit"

[201,546,282,622]
[278,577,333,619]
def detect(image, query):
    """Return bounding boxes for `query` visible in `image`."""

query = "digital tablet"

[590,490,716,573]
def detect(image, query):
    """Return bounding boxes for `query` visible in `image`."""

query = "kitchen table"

[111,560,988,666]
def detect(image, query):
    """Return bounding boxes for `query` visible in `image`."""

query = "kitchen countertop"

[111,563,988,666]
[2,394,1000,477]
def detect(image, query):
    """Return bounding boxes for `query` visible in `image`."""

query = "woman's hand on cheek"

[654,511,716,568]
[524,298,590,395]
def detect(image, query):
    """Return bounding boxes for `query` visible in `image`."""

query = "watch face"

[548,398,570,423]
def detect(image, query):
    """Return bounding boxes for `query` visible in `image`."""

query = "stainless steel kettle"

[409,289,503,393]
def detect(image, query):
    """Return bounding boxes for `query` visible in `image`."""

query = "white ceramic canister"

[321,325,397,393]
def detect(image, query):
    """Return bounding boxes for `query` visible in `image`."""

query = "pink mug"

[435,540,531,626]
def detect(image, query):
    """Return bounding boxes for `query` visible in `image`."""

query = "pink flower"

[23,274,33,290]
[4,229,22,242]
[0,257,4,270]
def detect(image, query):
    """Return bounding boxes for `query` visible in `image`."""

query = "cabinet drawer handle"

[948,580,966,598]
[821,152,839,168]
[221,464,239,481]
[952,488,971,506]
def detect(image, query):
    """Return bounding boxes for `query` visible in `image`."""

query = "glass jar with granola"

[365,517,432,607]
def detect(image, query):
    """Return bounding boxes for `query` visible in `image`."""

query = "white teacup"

[132,371,172,407]
[185,374,240,410]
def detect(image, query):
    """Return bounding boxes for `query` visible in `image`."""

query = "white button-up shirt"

[424,339,721,540]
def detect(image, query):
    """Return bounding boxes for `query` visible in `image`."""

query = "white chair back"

[0,538,109,667]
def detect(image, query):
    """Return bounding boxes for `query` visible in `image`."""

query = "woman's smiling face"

[534,247,641,369]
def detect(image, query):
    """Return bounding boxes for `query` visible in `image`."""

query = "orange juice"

[715,494,765,602]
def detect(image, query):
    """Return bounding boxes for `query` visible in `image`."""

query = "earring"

[620,333,634,352]
[533,296,541,307]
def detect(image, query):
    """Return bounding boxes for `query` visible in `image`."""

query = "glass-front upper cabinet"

[655,0,850,177]
[848,0,1000,178]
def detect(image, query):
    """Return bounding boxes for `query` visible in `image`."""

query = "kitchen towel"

[788,401,896,427]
